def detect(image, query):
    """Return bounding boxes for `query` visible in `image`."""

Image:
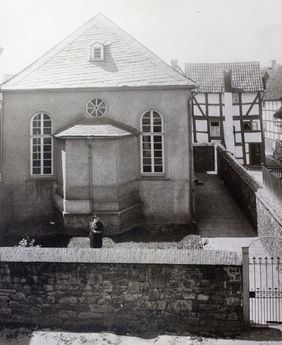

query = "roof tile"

[185,62,263,93]
[263,66,282,101]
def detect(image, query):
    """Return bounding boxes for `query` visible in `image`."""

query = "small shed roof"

[263,66,282,101]
[185,62,263,93]
[54,117,139,139]
[273,106,282,119]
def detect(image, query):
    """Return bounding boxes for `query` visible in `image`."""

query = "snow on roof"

[1,14,195,91]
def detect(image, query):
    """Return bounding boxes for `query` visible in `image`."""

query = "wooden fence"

[262,165,282,203]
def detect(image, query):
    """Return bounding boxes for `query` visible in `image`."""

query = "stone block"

[124,294,141,302]
[58,310,77,319]
[155,300,166,310]
[183,293,196,300]
[128,281,140,294]
[197,294,209,301]
[226,296,241,306]
[0,295,9,303]
[30,307,41,316]
[0,308,11,318]
[173,300,192,311]
[59,296,78,304]
[78,312,98,320]
[227,312,241,321]
[79,296,97,304]
[148,289,159,301]
[11,292,25,301]
[89,304,113,313]
[103,281,113,293]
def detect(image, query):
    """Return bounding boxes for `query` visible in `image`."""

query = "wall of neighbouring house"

[263,100,282,154]
[193,144,215,172]
[2,88,193,228]
[0,184,13,236]
[0,247,242,337]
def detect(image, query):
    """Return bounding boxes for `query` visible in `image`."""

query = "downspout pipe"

[88,138,93,215]
[0,92,3,183]
[187,92,198,221]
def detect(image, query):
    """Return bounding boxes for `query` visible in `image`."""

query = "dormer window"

[90,42,104,61]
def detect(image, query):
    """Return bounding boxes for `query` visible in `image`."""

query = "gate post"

[242,246,250,328]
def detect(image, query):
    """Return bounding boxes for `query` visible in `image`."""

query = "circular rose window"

[86,98,106,117]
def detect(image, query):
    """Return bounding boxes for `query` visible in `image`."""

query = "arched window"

[141,110,164,174]
[31,113,53,175]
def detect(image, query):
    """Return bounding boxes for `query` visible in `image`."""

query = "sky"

[0,0,281,80]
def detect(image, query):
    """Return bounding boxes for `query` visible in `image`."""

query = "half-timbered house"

[262,65,282,154]
[185,62,265,166]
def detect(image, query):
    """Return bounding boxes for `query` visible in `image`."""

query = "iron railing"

[262,165,282,203]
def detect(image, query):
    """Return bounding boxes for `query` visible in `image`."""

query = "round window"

[86,98,106,117]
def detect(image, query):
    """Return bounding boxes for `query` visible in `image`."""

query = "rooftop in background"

[185,62,263,93]
[0,13,195,91]
[263,66,282,101]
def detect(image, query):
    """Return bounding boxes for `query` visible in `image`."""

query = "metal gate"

[249,256,282,326]
[242,240,282,327]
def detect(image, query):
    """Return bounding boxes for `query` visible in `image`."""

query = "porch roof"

[54,117,139,139]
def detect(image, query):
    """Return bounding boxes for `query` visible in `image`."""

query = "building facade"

[185,63,265,166]
[0,14,195,235]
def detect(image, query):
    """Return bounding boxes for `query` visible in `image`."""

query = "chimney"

[223,69,242,93]
[171,59,178,69]
[270,60,277,69]
[223,70,232,92]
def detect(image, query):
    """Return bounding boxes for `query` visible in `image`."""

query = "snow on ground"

[0,330,282,345]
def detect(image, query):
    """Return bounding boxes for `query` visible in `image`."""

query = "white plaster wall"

[195,93,205,103]
[197,133,209,143]
[244,132,262,142]
[195,120,207,131]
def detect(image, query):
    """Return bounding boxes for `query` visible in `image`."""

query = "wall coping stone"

[216,143,262,191]
[193,142,215,147]
[256,188,282,227]
[0,247,241,265]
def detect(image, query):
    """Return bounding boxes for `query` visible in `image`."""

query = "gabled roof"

[263,66,282,101]
[54,117,139,139]
[1,14,195,91]
[185,62,263,93]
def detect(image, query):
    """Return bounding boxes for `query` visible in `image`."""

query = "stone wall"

[0,247,242,337]
[193,144,215,173]
[217,144,261,231]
